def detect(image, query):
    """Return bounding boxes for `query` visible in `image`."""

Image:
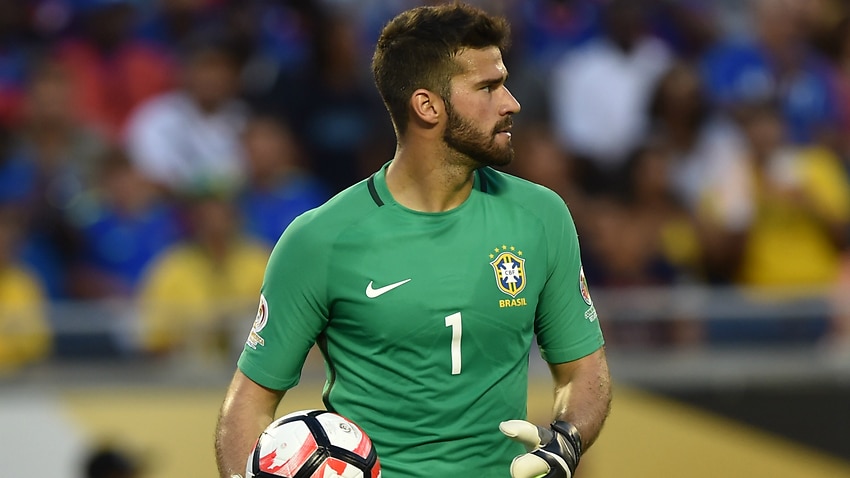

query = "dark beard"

[443,104,514,168]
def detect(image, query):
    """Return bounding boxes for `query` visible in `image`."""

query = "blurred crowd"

[1,0,850,371]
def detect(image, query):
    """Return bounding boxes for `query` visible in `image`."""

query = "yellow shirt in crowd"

[0,265,50,372]
[738,147,850,287]
[137,240,269,354]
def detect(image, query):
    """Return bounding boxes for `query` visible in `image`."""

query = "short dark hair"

[371,3,511,136]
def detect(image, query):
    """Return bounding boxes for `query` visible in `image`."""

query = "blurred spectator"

[828,252,850,348]
[217,0,316,104]
[823,16,850,163]
[82,445,141,478]
[0,2,36,126]
[582,145,705,347]
[498,0,580,129]
[734,102,850,288]
[68,148,182,299]
[510,0,603,71]
[52,0,176,140]
[550,0,672,196]
[281,11,393,193]
[648,0,719,60]
[0,206,51,374]
[705,100,849,346]
[135,0,221,59]
[136,190,268,356]
[626,145,705,283]
[797,0,849,57]
[503,124,576,206]
[647,61,753,282]
[5,58,110,298]
[0,123,32,204]
[14,58,108,188]
[582,145,702,288]
[237,115,328,247]
[700,0,840,146]
[124,39,248,194]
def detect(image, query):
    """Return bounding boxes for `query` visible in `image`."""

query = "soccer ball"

[246,409,381,478]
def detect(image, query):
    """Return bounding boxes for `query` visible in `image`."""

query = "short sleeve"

[534,200,604,364]
[237,213,330,390]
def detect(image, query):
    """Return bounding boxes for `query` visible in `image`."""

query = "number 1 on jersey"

[444,312,462,375]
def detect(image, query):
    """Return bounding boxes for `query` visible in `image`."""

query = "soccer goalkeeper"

[215,3,612,477]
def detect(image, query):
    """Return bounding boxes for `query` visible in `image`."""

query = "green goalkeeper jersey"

[238,163,604,477]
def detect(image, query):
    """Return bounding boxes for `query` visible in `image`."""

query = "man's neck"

[385,144,476,213]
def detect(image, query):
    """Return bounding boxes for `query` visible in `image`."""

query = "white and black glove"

[499,420,582,478]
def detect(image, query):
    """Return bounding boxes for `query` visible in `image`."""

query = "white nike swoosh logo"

[366,279,412,298]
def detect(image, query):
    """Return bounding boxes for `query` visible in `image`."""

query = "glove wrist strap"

[551,420,583,460]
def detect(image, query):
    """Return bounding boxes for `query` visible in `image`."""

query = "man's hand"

[499,420,582,478]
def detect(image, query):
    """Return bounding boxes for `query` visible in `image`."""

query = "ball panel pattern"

[247,410,380,478]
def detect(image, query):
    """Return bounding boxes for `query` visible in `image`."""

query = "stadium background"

[1,0,849,476]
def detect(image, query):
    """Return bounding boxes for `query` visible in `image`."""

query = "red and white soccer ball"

[246,409,381,478]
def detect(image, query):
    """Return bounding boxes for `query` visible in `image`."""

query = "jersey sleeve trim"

[237,353,301,391]
[540,338,605,365]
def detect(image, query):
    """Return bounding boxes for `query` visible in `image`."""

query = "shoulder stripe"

[367,173,384,207]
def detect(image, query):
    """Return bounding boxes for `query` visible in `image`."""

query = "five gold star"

[489,245,524,257]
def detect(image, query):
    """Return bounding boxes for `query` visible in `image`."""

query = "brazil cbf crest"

[490,246,526,297]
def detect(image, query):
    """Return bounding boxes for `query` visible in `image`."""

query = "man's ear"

[410,88,444,126]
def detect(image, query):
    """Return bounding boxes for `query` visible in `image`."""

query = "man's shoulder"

[479,167,568,212]
[281,179,376,239]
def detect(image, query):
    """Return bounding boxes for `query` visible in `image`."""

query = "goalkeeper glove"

[499,420,582,478]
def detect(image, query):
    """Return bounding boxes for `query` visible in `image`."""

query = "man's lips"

[495,122,513,136]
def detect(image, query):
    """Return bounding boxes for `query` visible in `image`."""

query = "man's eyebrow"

[476,72,508,87]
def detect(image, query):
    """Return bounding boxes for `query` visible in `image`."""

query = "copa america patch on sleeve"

[579,266,593,306]
[246,294,268,349]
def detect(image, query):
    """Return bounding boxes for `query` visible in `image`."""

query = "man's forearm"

[551,347,612,449]
[215,404,272,477]
[215,371,284,478]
